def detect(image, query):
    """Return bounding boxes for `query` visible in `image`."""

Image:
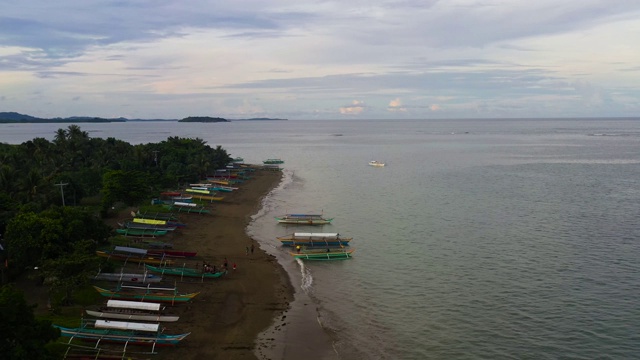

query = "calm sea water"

[2,118,640,359]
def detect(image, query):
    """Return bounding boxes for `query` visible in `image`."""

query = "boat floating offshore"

[368,160,385,167]
[275,213,334,225]
[290,247,355,261]
[277,232,352,247]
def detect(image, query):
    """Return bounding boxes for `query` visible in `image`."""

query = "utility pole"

[152,151,159,166]
[55,182,68,206]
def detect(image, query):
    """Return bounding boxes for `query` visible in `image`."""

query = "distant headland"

[0,112,287,123]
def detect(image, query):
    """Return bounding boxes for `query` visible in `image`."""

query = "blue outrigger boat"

[277,232,351,247]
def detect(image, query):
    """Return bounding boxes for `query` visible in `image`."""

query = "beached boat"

[189,194,225,202]
[85,300,179,322]
[166,205,210,214]
[290,247,355,260]
[93,284,199,304]
[145,249,197,258]
[119,221,178,232]
[145,264,226,279]
[159,191,181,197]
[275,213,334,225]
[135,210,178,221]
[115,228,168,237]
[263,158,284,164]
[368,160,385,167]
[92,272,162,283]
[54,319,189,347]
[96,247,175,266]
[277,232,352,247]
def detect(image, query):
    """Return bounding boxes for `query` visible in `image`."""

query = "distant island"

[0,112,126,123]
[178,116,228,123]
[0,112,286,123]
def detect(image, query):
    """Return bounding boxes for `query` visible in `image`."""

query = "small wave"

[297,258,314,292]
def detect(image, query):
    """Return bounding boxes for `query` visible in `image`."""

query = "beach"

[147,167,295,360]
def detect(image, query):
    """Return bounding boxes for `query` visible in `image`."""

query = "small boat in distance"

[263,158,284,164]
[275,213,334,225]
[368,160,385,167]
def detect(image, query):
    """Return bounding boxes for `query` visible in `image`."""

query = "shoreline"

[114,167,295,359]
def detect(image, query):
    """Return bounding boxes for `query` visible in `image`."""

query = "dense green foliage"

[0,285,60,359]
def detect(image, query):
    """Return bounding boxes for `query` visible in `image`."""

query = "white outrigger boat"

[85,300,179,322]
[368,160,385,167]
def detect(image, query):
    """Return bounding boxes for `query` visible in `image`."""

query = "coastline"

[146,167,295,359]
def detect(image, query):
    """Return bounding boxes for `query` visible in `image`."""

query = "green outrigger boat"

[290,247,355,261]
[116,228,168,237]
[145,264,226,279]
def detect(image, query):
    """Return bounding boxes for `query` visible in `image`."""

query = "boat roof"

[95,320,159,332]
[293,232,339,237]
[107,300,161,311]
[114,246,147,256]
[286,213,323,217]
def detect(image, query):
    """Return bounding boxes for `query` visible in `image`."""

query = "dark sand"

[149,168,295,360]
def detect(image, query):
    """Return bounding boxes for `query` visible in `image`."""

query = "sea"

[2,118,639,359]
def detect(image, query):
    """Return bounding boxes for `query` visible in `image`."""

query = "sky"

[1,0,640,120]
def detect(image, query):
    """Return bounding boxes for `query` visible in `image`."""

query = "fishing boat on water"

[54,319,189,347]
[277,232,352,247]
[96,246,175,266]
[145,264,226,279]
[290,247,355,260]
[93,284,199,304]
[368,160,385,167]
[275,213,334,225]
[85,300,179,322]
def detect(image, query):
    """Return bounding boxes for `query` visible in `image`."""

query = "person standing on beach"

[223,257,228,270]
[250,243,255,254]
[246,246,249,255]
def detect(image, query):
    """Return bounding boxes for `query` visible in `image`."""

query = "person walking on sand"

[246,246,249,255]
[223,257,228,270]
[251,243,255,254]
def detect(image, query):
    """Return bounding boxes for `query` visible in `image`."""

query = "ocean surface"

[2,118,640,359]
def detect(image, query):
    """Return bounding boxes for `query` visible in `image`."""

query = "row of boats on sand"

[54,163,262,357]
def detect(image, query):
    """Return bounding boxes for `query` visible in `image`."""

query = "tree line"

[0,125,232,359]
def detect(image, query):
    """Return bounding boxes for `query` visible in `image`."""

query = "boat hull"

[290,250,354,260]
[145,265,226,278]
[93,286,198,304]
[85,309,179,322]
[54,325,188,347]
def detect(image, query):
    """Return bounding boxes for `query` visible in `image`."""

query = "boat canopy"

[293,232,339,238]
[114,246,148,256]
[95,320,159,332]
[107,300,162,311]
[286,214,323,217]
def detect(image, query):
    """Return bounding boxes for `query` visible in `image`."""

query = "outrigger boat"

[145,249,197,258]
[290,247,355,260]
[145,264,226,279]
[368,160,385,167]
[96,246,175,266]
[166,204,210,214]
[134,210,178,221]
[86,300,179,322]
[54,319,189,348]
[277,232,352,247]
[93,271,162,284]
[189,194,225,202]
[263,158,284,164]
[275,213,334,225]
[115,228,168,238]
[119,221,178,232]
[93,284,199,304]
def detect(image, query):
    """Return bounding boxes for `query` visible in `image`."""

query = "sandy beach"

[144,167,294,360]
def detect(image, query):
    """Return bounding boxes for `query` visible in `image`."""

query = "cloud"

[339,100,365,115]
[387,98,406,112]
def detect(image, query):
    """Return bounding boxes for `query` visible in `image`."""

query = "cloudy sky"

[1,0,639,120]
